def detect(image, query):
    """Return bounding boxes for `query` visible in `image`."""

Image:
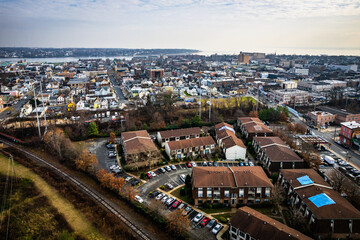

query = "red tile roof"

[192,166,272,188]
[166,136,215,150]
[122,130,158,155]
[158,127,201,139]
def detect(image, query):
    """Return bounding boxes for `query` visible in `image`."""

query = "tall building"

[238,52,249,64]
[339,121,360,149]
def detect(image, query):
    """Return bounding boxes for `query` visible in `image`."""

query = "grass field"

[0,154,106,240]
[170,187,194,205]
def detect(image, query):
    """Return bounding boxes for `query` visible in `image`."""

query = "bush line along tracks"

[0,138,152,240]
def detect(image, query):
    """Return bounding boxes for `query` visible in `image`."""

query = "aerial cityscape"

[1,1,360,240]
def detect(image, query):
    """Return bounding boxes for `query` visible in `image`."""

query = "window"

[265,187,270,197]
[198,188,203,198]
[257,187,261,193]
[224,189,230,198]
[207,188,212,198]
[239,231,245,238]
[239,188,244,197]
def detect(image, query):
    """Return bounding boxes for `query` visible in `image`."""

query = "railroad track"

[0,139,152,240]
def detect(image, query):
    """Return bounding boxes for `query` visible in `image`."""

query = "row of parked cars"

[149,190,223,235]
[186,161,255,168]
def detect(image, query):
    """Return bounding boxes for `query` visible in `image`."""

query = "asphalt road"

[290,113,360,169]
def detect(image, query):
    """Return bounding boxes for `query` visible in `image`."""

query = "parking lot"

[87,138,136,182]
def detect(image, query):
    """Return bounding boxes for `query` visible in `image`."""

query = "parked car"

[134,195,143,203]
[200,217,210,227]
[165,183,174,189]
[191,162,197,167]
[150,191,160,198]
[172,200,182,208]
[125,176,133,182]
[164,166,171,172]
[186,162,192,168]
[249,161,255,166]
[182,206,192,215]
[178,203,186,210]
[161,196,169,203]
[131,179,141,186]
[208,162,213,166]
[170,164,177,170]
[213,161,218,166]
[106,144,115,149]
[212,223,223,234]
[110,164,120,170]
[179,174,186,183]
[202,161,208,166]
[149,171,157,177]
[193,213,203,223]
[166,197,176,206]
[206,219,216,228]
[146,172,153,179]
[159,167,166,173]
[156,193,164,200]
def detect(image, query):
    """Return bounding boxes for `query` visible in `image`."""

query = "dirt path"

[0,154,106,240]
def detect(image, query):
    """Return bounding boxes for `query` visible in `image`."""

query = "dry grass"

[0,154,106,240]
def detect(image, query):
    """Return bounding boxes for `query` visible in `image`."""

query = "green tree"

[88,122,99,137]
[185,175,191,188]
[192,115,202,126]
[142,123,148,130]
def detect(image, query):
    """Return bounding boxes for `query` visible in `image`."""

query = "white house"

[20,103,33,117]
[95,87,110,96]
[215,122,247,160]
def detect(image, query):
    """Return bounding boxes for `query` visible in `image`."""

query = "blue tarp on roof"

[309,193,336,208]
[297,175,313,185]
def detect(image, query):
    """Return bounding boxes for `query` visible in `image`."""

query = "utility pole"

[39,80,47,136]
[199,87,202,119]
[256,87,259,112]
[208,92,211,122]
[33,86,41,138]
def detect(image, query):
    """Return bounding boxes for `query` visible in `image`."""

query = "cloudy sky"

[1,0,360,54]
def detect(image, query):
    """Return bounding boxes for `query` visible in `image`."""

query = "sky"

[1,0,360,55]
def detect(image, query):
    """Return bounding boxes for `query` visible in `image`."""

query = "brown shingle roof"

[280,169,330,189]
[158,127,201,139]
[122,130,158,155]
[254,137,303,163]
[281,169,360,220]
[192,166,273,188]
[215,122,234,131]
[166,136,215,150]
[222,135,246,149]
[238,117,272,134]
[230,206,313,240]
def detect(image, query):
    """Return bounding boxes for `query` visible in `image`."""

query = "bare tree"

[270,183,285,206]
[166,209,191,237]
[328,170,346,192]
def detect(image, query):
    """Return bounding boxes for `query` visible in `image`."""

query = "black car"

[131,179,141,186]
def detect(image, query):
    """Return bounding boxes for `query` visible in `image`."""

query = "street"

[290,113,360,169]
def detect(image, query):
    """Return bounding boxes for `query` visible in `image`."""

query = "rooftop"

[158,127,202,139]
[230,206,312,240]
[192,166,272,188]
[341,121,360,129]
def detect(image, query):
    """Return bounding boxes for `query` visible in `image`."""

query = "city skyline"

[1,0,360,55]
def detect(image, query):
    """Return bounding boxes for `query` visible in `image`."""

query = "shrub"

[140,172,146,180]
[180,188,185,196]
[160,185,165,190]
[219,217,227,223]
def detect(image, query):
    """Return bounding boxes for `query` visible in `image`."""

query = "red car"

[200,217,210,227]
[172,200,182,208]
[146,172,153,179]
[186,162,192,168]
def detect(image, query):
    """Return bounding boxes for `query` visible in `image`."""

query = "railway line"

[0,138,153,240]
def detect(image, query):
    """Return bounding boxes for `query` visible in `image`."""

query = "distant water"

[197,48,360,56]
[0,56,133,63]
[1,48,359,63]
